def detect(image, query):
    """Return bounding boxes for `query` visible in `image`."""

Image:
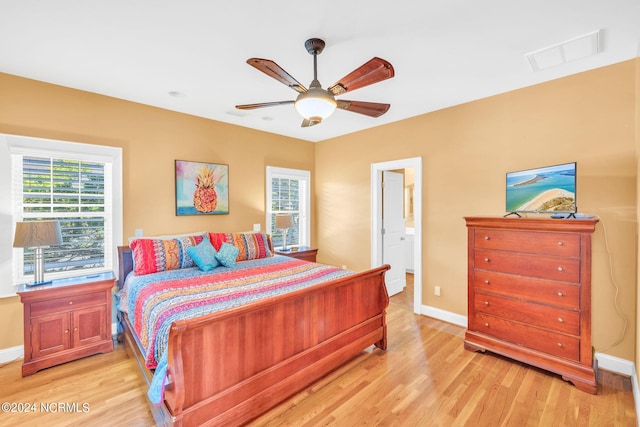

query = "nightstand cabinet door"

[31,312,71,359]
[73,305,108,347]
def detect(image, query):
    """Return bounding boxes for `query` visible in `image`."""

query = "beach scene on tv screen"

[506,163,576,212]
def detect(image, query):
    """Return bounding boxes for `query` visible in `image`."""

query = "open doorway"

[371,157,422,314]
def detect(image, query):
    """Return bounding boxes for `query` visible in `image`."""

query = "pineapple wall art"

[175,160,229,215]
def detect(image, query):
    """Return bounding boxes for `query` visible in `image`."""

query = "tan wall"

[0,73,315,350]
[635,58,640,385]
[316,59,638,361]
[1,59,638,362]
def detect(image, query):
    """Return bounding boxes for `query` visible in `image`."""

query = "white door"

[382,171,406,296]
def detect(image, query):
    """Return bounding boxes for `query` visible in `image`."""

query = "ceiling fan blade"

[301,118,321,128]
[235,100,294,110]
[328,57,394,96]
[247,58,307,93]
[336,100,390,117]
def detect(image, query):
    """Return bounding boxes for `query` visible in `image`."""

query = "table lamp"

[13,220,63,285]
[275,214,294,252]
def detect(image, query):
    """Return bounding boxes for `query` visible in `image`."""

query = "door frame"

[371,157,422,314]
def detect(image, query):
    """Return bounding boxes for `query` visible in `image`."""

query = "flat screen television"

[505,162,576,215]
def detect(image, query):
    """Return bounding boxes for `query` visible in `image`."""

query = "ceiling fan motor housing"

[304,38,326,55]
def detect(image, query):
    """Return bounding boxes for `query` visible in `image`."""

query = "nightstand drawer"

[276,247,318,263]
[30,291,107,317]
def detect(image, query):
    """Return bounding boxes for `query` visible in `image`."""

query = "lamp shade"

[13,221,63,248]
[275,214,294,230]
[294,87,337,122]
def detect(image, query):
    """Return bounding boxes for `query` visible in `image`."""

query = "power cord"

[595,215,629,353]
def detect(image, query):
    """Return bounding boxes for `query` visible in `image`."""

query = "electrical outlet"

[253,223,261,232]
[135,229,143,237]
[434,286,441,297]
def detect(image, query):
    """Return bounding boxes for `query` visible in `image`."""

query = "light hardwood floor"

[1,274,636,426]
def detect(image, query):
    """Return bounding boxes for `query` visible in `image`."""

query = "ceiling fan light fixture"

[294,87,337,121]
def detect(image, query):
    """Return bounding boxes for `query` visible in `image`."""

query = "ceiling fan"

[235,38,395,127]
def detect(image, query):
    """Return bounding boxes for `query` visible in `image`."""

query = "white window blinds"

[266,166,310,248]
[8,137,120,288]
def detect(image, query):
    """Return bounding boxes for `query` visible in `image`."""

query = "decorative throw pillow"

[186,238,219,272]
[130,238,182,276]
[174,234,206,268]
[208,232,272,261]
[216,242,240,268]
[208,232,227,251]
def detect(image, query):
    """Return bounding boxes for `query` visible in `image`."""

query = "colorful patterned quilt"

[120,255,353,370]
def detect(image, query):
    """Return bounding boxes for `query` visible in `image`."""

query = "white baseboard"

[0,345,23,364]
[595,352,639,425]
[632,369,640,427]
[595,352,635,376]
[421,304,467,328]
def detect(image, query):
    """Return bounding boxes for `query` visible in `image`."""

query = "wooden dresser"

[18,272,115,376]
[464,217,598,394]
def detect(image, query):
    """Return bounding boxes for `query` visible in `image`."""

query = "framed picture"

[175,160,229,215]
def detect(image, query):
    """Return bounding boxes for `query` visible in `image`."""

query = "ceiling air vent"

[525,30,601,72]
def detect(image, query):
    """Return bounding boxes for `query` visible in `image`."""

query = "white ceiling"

[1,1,639,143]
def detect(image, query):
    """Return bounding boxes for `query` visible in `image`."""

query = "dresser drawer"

[475,249,580,282]
[473,293,579,335]
[30,292,107,317]
[474,228,580,258]
[473,270,579,309]
[473,313,580,361]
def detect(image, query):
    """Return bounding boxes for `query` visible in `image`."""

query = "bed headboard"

[117,246,133,290]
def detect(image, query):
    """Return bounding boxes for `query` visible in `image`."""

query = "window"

[6,135,122,290]
[266,167,310,249]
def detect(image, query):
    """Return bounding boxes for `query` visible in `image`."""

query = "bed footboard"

[168,265,389,426]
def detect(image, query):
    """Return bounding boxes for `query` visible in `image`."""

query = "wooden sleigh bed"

[117,245,390,426]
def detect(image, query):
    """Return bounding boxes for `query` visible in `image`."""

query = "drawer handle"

[74,327,78,332]
[558,241,564,246]
[484,322,489,327]
[557,342,564,348]
[68,301,73,305]
[64,329,69,334]
[557,291,564,297]
[484,236,490,240]
[484,258,490,263]
[484,301,489,306]
[558,317,564,323]
[557,266,564,272]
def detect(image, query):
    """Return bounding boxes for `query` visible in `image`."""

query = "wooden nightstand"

[17,272,115,376]
[275,246,318,263]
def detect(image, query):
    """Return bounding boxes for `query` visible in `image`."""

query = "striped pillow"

[130,238,182,276]
[130,234,205,275]
[209,232,273,262]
